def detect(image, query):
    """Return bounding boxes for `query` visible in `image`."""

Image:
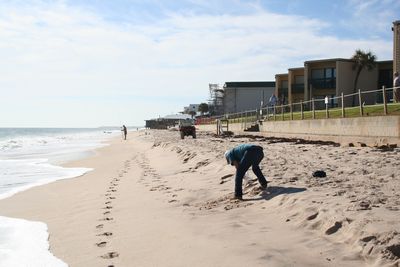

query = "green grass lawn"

[261,103,400,122]
[203,103,400,125]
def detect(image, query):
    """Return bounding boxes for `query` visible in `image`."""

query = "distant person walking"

[224,144,269,200]
[269,93,277,107]
[394,71,400,102]
[121,125,127,140]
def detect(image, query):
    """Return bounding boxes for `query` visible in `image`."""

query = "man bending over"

[224,144,269,200]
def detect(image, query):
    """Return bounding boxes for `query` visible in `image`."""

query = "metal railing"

[196,86,400,127]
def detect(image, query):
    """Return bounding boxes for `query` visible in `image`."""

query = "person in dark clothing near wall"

[224,144,269,200]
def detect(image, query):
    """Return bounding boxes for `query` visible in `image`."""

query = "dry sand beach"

[0,130,399,266]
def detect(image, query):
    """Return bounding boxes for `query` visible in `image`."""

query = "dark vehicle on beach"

[178,119,196,139]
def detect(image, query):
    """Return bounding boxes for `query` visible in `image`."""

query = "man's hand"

[233,160,239,169]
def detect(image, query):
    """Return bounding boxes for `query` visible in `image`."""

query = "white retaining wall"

[196,116,400,145]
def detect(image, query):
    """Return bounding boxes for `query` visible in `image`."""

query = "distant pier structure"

[394,20,400,73]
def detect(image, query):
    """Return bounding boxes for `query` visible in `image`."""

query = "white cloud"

[344,0,400,36]
[0,1,394,127]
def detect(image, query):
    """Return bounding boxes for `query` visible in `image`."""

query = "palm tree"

[351,49,377,106]
[198,103,209,115]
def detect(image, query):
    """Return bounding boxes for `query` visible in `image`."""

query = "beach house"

[272,20,400,109]
[274,58,393,109]
[223,81,275,114]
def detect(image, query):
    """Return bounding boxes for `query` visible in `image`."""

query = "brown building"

[393,20,400,74]
[275,58,393,108]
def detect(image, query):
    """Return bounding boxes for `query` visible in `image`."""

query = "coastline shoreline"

[0,130,399,266]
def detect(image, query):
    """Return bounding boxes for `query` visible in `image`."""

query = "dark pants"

[235,146,268,197]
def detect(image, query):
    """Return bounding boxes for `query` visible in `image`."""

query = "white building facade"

[223,81,276,114]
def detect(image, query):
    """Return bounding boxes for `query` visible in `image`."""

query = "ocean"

[0,128,120,267]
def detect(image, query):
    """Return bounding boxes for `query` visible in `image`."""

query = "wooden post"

[281,105,284,121]
[312,98,315,119]
[266,106,269,121]
[300,101,304,120]
[382,86,388,115]
[290,103,293,120]
[341,92,345,118]
[273,106,276,121]
[358,89,363,116]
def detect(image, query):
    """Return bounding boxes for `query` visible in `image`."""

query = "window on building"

[310,67,336,89]
[311,69,324,79]
[325,68,336,78]
[295,75,304,84]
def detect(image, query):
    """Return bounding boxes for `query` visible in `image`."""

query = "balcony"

[278,87,288,96]
[309,78,336,89]
[291,84,304,94]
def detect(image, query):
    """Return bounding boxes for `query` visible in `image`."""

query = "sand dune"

[0,130,399,266]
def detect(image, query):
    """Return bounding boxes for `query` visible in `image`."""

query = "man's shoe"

[261,181,268,190]
[231,194,243,201]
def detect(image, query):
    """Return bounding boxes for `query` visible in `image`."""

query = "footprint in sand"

[101,217,114,221]
[306,212,319,220]
[325,221,343,235]
[96,224,104,229]
[101,252,119,259]
[96,241,107,247]
[97,232,113,237]
[103,211,111,215]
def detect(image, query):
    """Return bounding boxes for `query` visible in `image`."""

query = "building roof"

[163,114,193,120]
[377,60,393,64]
[288,67,304,71]
[224,81,275,88]
[146,113,193,121]
[275,73,288,77]
[304,58,352,64]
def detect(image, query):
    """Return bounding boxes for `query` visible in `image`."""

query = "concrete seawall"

[196,116,400,146]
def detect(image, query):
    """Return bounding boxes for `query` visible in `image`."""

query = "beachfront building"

[289,67,305,104]
[145,114,193,129]
[275,74,288,105]
[223,81,276,114]
[306,58,394,107]
[183,104,200,115]
[393,20,400,73]
[275,58,393,109]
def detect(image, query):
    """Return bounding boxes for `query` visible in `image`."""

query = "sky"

[0,0,398,127]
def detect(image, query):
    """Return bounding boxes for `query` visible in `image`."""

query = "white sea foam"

[0,158,92,200]
[0,216,67,267]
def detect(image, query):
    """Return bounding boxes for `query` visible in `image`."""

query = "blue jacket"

[225,144,255,165]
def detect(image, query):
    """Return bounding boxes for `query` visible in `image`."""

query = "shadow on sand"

[243,186,307,201]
